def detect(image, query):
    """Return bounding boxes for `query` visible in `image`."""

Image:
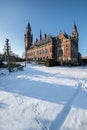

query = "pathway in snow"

[49,79,84,130]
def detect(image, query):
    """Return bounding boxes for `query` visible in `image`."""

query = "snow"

[0,64,87,130]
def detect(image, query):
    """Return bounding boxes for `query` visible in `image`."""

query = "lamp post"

[24,34,27,67]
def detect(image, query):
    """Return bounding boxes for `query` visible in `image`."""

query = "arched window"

[59,49,63,57]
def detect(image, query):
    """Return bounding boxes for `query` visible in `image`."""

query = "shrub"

[44,58,58,67]
[0,60,4,68]
[63,60,80,66]
[3,62,24,72]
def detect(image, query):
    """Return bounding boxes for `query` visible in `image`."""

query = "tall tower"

[24,23,33,50]
[71,22,79,62]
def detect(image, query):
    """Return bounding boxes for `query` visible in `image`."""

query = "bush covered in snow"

[44,58,80,67]
[44,58,59,67]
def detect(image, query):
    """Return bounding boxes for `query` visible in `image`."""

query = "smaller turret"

[40,29,42,40]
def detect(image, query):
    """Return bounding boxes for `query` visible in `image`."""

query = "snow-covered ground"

[0,64,87,130]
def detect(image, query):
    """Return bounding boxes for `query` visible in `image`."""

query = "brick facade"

[24,23,80,62]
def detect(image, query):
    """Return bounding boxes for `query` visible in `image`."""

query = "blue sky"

[0,0,87,57]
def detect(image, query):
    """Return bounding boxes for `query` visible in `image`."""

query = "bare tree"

[3,38,11,72]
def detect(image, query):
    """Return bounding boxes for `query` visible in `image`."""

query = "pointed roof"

[73,21,77,31]
[27,22,31,28]
[26,22,31,32]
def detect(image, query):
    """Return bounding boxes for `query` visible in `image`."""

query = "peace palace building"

[24,23,81,62]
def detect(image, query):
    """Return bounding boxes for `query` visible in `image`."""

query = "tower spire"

[74,21,77,31]
[72,22,78,39]
[26,22,31,32]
